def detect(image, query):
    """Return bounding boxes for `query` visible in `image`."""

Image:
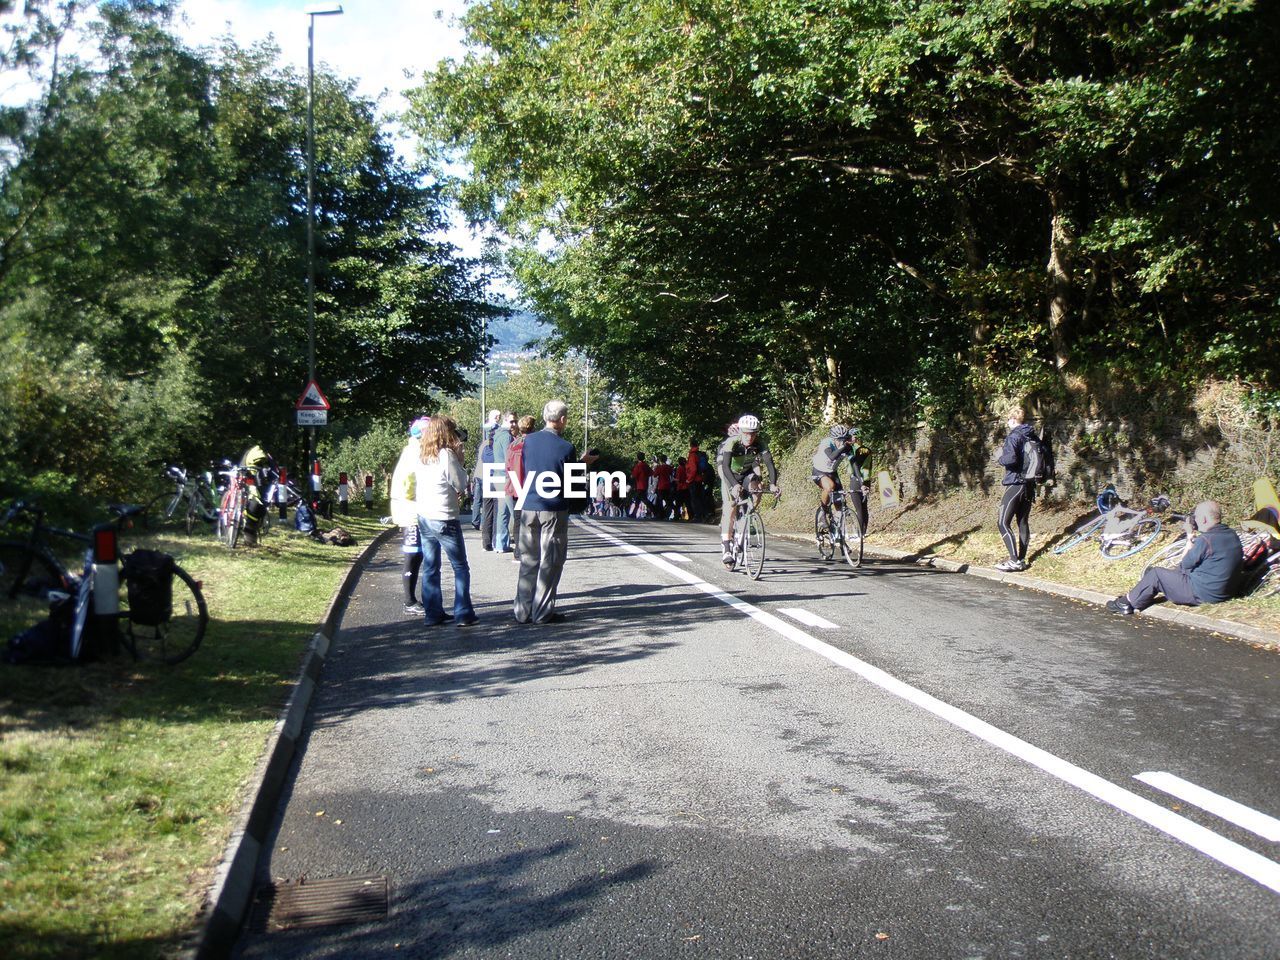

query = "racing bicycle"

[726,479,779,580]
[815,487,865,568]
[0,500,208,663]
[1052,486,1169,560]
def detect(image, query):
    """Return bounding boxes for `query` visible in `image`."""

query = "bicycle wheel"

[0,541,69,634]
[839,504,864,569]
[122,563,208,664]
[1051,515,1106,555]
[1143,536,1189,574]
[227,488,246,550]
[1100,516,1162,560]
[815,507,834,561]
[744,511,766,580]
[1255,566,1280,598]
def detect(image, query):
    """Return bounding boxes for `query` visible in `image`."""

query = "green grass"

[0,509,388,959]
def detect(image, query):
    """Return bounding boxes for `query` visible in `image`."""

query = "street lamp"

[304,3,342,491]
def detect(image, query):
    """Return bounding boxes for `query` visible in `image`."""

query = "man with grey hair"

[514,399,598,624]
[1107,500,1243,614]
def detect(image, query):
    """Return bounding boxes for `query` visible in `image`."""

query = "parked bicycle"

[150,464,219,534]
[815,487,863,568]
[0,500,208,663]
[216,459,254,549]
[727,480,779,580]
[1052,485,1168,560]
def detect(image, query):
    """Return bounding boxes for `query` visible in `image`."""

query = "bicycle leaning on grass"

[150,464,219,534]
[815,487,864,568]
[1051,485,1168,560]
[0,500,208,664]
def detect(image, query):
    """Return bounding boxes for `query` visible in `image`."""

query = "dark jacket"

[1181,523,1244,604]
[998,423,1040,486]
[520,428,579,512]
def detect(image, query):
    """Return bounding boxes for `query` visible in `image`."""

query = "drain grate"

[250,874,389,931]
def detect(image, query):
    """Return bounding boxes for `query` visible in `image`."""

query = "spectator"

[695,447,714,521]
[391,416,431,616]
[492,411,517,554]
[504,414,537,565]
[653,454,674,519]
[473,410,500,548]
[472,409,499,531]
[1107,501,1244,615]
[415,417,477,627]
[514,400,598,624]
[628,453,651,518]
[994,406,1052,572]
[674,456,691,521]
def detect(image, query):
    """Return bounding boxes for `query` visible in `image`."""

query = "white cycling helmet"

[829,424,849,439]
[737,414,760,432]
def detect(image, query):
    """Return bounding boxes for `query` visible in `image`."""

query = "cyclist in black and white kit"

[812,424,871,534]
[717,414,779,567]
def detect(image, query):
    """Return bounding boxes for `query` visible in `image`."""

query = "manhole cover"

[250,874,389,931]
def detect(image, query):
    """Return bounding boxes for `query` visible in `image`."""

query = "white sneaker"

[994,559,1017,572]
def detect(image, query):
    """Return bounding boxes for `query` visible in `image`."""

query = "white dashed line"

[660,552,692,563]
[1136,772,1280,842]
[572,515,1280,896]
[778,607,839,630]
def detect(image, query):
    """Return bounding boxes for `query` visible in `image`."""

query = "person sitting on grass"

[1106,500,1243,615]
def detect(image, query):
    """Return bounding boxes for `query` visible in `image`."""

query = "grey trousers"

[514,510,568,623]
[1127,566,1200,611]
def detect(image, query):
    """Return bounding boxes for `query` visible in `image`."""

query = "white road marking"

[660,552,692,563]
[778,607,840,630]
[1135,772,1280,843]
[572,516,1280,896]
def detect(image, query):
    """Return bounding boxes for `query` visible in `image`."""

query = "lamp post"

[304,3,342,493]
[583,356,590,450]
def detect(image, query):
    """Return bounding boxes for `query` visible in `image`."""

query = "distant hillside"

[489,310,546,353]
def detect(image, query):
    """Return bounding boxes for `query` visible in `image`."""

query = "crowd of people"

[381,398,1265,630]
[390,401,596,627]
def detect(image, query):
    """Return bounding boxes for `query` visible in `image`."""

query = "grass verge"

[0,509,389,959]
[770,487,1280,638]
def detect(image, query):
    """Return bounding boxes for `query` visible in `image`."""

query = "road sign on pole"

[296,408,328,426]
[296,380,330,426]
[296,380,331,411]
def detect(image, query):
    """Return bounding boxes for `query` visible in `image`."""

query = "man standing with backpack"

[994,406,1054,572]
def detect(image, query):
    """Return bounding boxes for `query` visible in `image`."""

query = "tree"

[410,0,1280,441]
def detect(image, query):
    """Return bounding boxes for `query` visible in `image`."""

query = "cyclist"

[717,414,779,568]
[994,405,1053,572]
[812,424,871,536]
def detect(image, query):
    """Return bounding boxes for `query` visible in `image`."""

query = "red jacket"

[504,436,525,499]
[631,460,651,491]
[653,463,673,491]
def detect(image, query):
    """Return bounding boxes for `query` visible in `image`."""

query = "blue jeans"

[417,517,475,624]
[495,495,514,552]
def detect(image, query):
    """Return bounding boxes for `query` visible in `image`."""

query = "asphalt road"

[233,511,1280,959]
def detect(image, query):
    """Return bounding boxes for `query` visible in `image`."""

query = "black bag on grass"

[122,549,174,627]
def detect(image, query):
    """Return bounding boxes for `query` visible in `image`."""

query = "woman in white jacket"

[415,417,478,626]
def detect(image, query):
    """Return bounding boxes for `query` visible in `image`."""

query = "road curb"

[187,524,399,960]
[772,531,1280,651]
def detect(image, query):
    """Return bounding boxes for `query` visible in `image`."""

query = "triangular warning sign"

[296,380,330,410]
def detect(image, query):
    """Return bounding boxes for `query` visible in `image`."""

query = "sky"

[172,1,471,127]
[0,1,509,287]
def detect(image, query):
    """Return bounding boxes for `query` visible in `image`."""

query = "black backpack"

[1020,433,1052,483]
